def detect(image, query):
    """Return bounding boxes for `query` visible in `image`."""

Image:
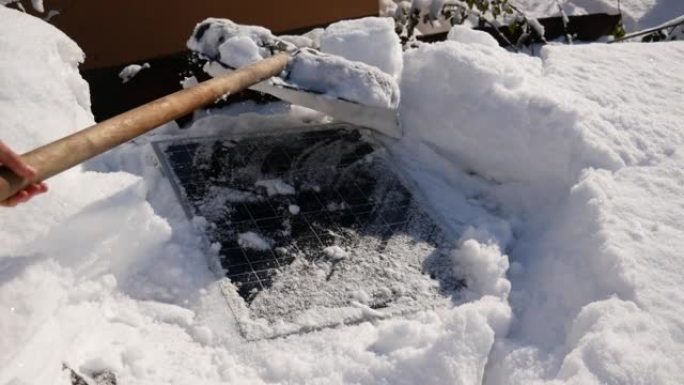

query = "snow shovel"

[186,19,401,140]
[196,51,401,140]
[0,53,290,203]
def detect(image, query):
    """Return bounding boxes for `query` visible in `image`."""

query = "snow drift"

[2,5,684,385]
[0,7,214,383]
[396,28,684,385]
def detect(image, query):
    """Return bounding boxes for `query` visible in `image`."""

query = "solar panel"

[153,124,462,339]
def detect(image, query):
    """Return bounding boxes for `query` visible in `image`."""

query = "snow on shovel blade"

[187,18,402,138]
[251,75,401,139]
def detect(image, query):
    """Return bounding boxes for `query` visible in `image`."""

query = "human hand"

[0,141,48,207]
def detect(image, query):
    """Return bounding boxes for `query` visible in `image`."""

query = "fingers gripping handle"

[0,53,289,203]
[0,166,26,202]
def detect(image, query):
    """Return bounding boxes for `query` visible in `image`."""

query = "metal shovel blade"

[251,79,401,139]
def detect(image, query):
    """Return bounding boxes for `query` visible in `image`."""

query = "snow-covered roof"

[1,4,684,385]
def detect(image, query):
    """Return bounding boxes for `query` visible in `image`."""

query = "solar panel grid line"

[243,201,278,221]
[263,147,293,176]
[227,247,267,290]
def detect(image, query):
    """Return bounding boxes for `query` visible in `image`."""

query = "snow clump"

[323,246,349,261]
[187,18,284,62]
[288,204,301,215]
[118,62,150,84]
[286,49,400,109]
[255,178,295,196]
[320,17,403,77]
[237,231,272,251]
[447,25,499,47]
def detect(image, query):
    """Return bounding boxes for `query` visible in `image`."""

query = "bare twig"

[555,0,573,44]
[610,14,684,43]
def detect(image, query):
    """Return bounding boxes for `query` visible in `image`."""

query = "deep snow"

[397,34,684,384]
[1,4,684,385]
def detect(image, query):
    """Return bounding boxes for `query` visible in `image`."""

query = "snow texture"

[254,178,295,196]
[285,49,400,109]
[398,38,684,385]
[118,63,150,84]
[320,17,403,77]
[288,204,301,215]
[237,232,272,251]
[2,3,684,385]
[401,41,619,187]
[322,245,349,261]
[447,25,500,47]
[186,18,283,63]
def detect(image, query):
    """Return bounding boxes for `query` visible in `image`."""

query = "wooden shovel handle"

[0,53,289,203]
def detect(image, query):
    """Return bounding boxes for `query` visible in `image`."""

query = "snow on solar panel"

[153,124,463,339]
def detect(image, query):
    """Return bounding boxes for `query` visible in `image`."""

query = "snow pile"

[286,49,400,108]
[397,38,684,385]
[0,7,212,383]
[0,9,509,385]
[322,245,349,261]
[400,41,621,188]
[447,25,499,47]
[320,17,403,77]
[488,160,684,385]
[0,10,90,152]
[401,39,683,187]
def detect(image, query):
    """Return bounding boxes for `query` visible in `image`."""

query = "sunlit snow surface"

[154,125,462,339]
[3,6,684,385]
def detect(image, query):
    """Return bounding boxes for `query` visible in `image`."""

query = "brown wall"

[36,0,378,69]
